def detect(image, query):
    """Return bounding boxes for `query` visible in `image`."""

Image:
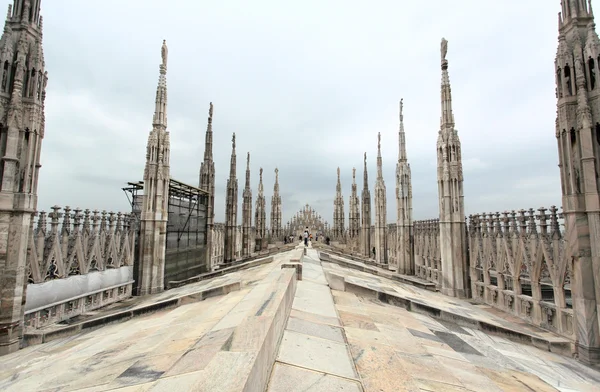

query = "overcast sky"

[32,0,562,225]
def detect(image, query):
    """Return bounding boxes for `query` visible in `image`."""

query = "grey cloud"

[35,0,563,228]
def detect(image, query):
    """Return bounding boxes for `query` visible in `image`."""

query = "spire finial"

[353,167,356,180]
[161,40,168,68]
[232,132,236,150]
[377,132,381,154]
[209,102,213,119]
[246,152,250,168]
[441,38,448,62]
[364,152,367,165]
[275,167,279,183]
[260,167,263,180]
[337,167,341,180]
[152,40,168,129]
[400,99,404,119]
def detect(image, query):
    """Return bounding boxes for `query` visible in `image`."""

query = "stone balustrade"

[413,218,441,286]
[467,206,573,339]
[23,205,136,329]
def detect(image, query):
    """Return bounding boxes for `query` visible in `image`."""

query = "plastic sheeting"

[25,266,133,312]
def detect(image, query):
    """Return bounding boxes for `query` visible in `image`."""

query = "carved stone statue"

[337,167,340,179]
[260,167,263,179]
[400,98,403,117]
[275,167,279,182]
[364,152,367,164]
[441,38,448,62]
[378,132,381,150]
[247,152,250,166]
[232,132,236,150]
[352,167,356,179]
[209,102,213,118]
[161,40,168,68]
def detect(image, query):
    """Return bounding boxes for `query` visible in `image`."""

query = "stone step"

[158,266,299,391]
[23,279,241,347]
[323,270,572,357]
[319,250,437,292]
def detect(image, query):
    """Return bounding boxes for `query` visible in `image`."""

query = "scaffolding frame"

[122,178,209,243]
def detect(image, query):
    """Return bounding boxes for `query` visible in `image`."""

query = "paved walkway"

[2,245,600,391]
[0,251,293,392]
[320,253,600,392]
[322,256,568,344]
[268,247,362,391]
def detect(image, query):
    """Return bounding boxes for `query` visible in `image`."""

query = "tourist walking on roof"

[304,231,308,247]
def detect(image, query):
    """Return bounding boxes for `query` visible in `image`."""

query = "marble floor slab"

[0,250,297,392]
[268,248,362,391]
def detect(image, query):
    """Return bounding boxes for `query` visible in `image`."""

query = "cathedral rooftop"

[1,246,599,391]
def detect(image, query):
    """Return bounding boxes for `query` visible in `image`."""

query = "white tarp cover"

[25,266,133,312]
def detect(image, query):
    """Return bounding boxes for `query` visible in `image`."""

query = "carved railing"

[414,219,441,286]
[211,223,225,268]
[468,207,574,339]
[210,224,248,269]
[26,206,136,283]
[24,206,136,329]
[387,223,397,265]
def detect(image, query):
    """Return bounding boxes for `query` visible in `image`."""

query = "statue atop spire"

[232,132,236,151]
[247,152,250,168]
[377,132,381,155]
[275,167,279,182]
[337,167,341,180]
[441,38,448,62]
[400,99,404,118]
[352,167,356,181]
[209,102,213,120]
[260,167,263,181]
[161,40,168,68]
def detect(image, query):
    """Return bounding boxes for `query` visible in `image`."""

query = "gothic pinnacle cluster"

[395,99,413,274]
[242,152,253,257]
[138,40,171,296]
[224,133,238,263]
[270,168,282,239]
[373,133,388,264]
[555,0,600,365]
[361,153,372,257]
[0,0,48,355]
[437,38,467,298]
[333,167,345,239]
[348,168,360,239]
[199,102,215,268]
[255,168,266,241]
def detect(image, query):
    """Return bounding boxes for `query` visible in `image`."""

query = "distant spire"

[440,38,455,131]
[336,167,341,191]
[152,40,168,130]
[203,102,214,162]
[229,133,236,178]
[376,132,383,179]
[363,152,369,189]
[399,99,407,162]
[245,152,251,188]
